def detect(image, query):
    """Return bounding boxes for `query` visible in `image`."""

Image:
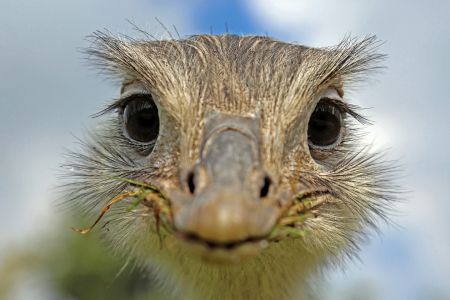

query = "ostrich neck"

[140,238,322,300]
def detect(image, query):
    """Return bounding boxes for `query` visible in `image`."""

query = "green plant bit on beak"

[71,176,171,237]
[267,225,310,241]
[267,194,319,240]
[278,213,314,226]
[126,189,152,212]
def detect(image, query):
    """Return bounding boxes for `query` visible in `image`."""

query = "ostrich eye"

[122,95,160,143]
[308,101,342,148]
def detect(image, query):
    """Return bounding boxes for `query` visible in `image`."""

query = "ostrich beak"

[173,112,279,263]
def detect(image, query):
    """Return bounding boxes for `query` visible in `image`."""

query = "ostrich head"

[63,30,396,299]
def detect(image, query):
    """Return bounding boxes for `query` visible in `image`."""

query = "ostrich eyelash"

[320,97,372,125]
[91,93,153,118]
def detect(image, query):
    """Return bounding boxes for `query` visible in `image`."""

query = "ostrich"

[63,29,396,300]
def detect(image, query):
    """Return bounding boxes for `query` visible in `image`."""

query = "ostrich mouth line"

[175,231,270,264]
[177,232,269,251]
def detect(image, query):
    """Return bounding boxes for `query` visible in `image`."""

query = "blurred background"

[1,0,449,299]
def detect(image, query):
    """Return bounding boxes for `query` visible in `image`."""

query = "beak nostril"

[260,176,271,198]
[187,172,195,194]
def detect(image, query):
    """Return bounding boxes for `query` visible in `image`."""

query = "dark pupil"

[125,99,159,143]
[308,106,341,146]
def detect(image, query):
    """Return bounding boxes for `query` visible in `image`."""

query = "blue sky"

[1,0,449,299]
[193,1,260,35]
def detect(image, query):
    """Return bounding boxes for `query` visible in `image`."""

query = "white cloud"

[245,0,379,45]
